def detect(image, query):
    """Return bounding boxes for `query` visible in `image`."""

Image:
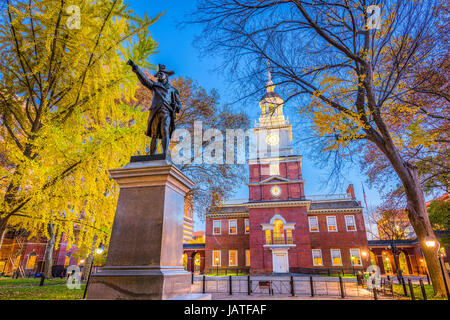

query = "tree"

[0,0,161,269]
[370,198,415,241]
[428,198,450,247]
[191,0,448,296]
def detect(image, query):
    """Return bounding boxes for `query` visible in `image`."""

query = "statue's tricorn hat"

[155,64,175,77]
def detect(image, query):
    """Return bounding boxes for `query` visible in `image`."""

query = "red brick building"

[205,68,370,274]
[0,229,81,277]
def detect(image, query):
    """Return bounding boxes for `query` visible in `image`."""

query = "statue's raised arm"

[127,60,178,158]
[127,59,154,89]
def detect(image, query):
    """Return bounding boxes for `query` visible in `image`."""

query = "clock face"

[270,185,282,197]
[266,133,280,146]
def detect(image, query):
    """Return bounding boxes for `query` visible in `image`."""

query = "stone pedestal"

[86,158,194,300]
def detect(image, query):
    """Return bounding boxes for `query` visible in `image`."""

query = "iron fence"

[191,275,385,299]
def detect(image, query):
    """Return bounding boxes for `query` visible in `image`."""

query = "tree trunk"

[367,125,448,297]
[0,227,6,251]
[43,223,56,279]
[402,164,449,298]
[387,155,448,297]
[82,251,94,282]
[0,217,8,250]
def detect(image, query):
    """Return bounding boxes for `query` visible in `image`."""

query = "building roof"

[368,239,419,246]
[309,199,362,210]
[183,243,205,249]
[210,205,248,214]
[192,231,205,238]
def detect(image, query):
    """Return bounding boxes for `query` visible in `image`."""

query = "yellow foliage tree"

[0,0,161,276]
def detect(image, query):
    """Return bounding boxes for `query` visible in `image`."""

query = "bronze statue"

[127,60,181,157]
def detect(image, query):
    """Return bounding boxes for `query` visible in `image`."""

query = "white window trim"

[345,215,357,232]
[213,220,221,235]
[326,216,338,232]
[245,250,250,266]
[244,219,249,234]
[228,219,237,235]
[312,249,323,266]
[212,250,221,266]
[331,249,343,266]
[350,248,362,266]
[229,250,238,267]
[308,216,319,232]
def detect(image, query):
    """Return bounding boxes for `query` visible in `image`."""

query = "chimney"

[346,184,356,200]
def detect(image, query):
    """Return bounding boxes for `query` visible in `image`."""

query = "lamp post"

[424,236,449,299]
[82,243,104,299]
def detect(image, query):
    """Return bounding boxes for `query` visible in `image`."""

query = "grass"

[0,284,85,300]
[0,278,67,287]
[392,283,446,300]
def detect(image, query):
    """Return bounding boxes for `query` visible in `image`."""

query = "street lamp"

[424,236,449,298]
[82,243,104,299]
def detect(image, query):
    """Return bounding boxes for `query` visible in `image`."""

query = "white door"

[272,251,289,273]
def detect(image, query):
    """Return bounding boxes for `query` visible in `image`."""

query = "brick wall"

[205,216,250,270]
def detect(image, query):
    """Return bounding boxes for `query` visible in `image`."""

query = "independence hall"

[204,68,370,274]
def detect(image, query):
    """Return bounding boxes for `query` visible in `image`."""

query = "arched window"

[64,256,71,267]
[26,252,36,270]
[398,252,408,274]
[273,219,284,244]
[370,251,377,266]
[382,251,393,274]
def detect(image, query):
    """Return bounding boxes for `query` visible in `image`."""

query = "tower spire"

[266,61,275,92]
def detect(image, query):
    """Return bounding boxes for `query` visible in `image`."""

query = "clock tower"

[247,63,312,274]
[249,63,305,202]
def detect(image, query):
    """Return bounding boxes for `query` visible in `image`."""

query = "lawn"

[0,284,85,300]
[0,278,67,287]
[392,283,445,300]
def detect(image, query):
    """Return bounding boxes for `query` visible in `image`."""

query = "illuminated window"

[213,220,221,235]
[286,229,293,244]
[245,219,249,234]
[265,229,272,245]
[327,216,337,232]
[345,215,357,231]
[14,255,21,268]
[229,219,237,235]
[26,252,36,269]
[64,256,71,267]
[308,216,319,232]
[269,163,279,176]
[183,254,188,270]
[229,250,238,266]
[273,219,284,244]
[245,250,250,266]
[312,249,323,266]
[212,250,221,266]
[350,249,362,266]
[331,249,342,266]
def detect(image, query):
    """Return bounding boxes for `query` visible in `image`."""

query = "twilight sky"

[124,0,385,234]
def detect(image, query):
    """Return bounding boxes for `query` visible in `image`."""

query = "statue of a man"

[127,60,181,157]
